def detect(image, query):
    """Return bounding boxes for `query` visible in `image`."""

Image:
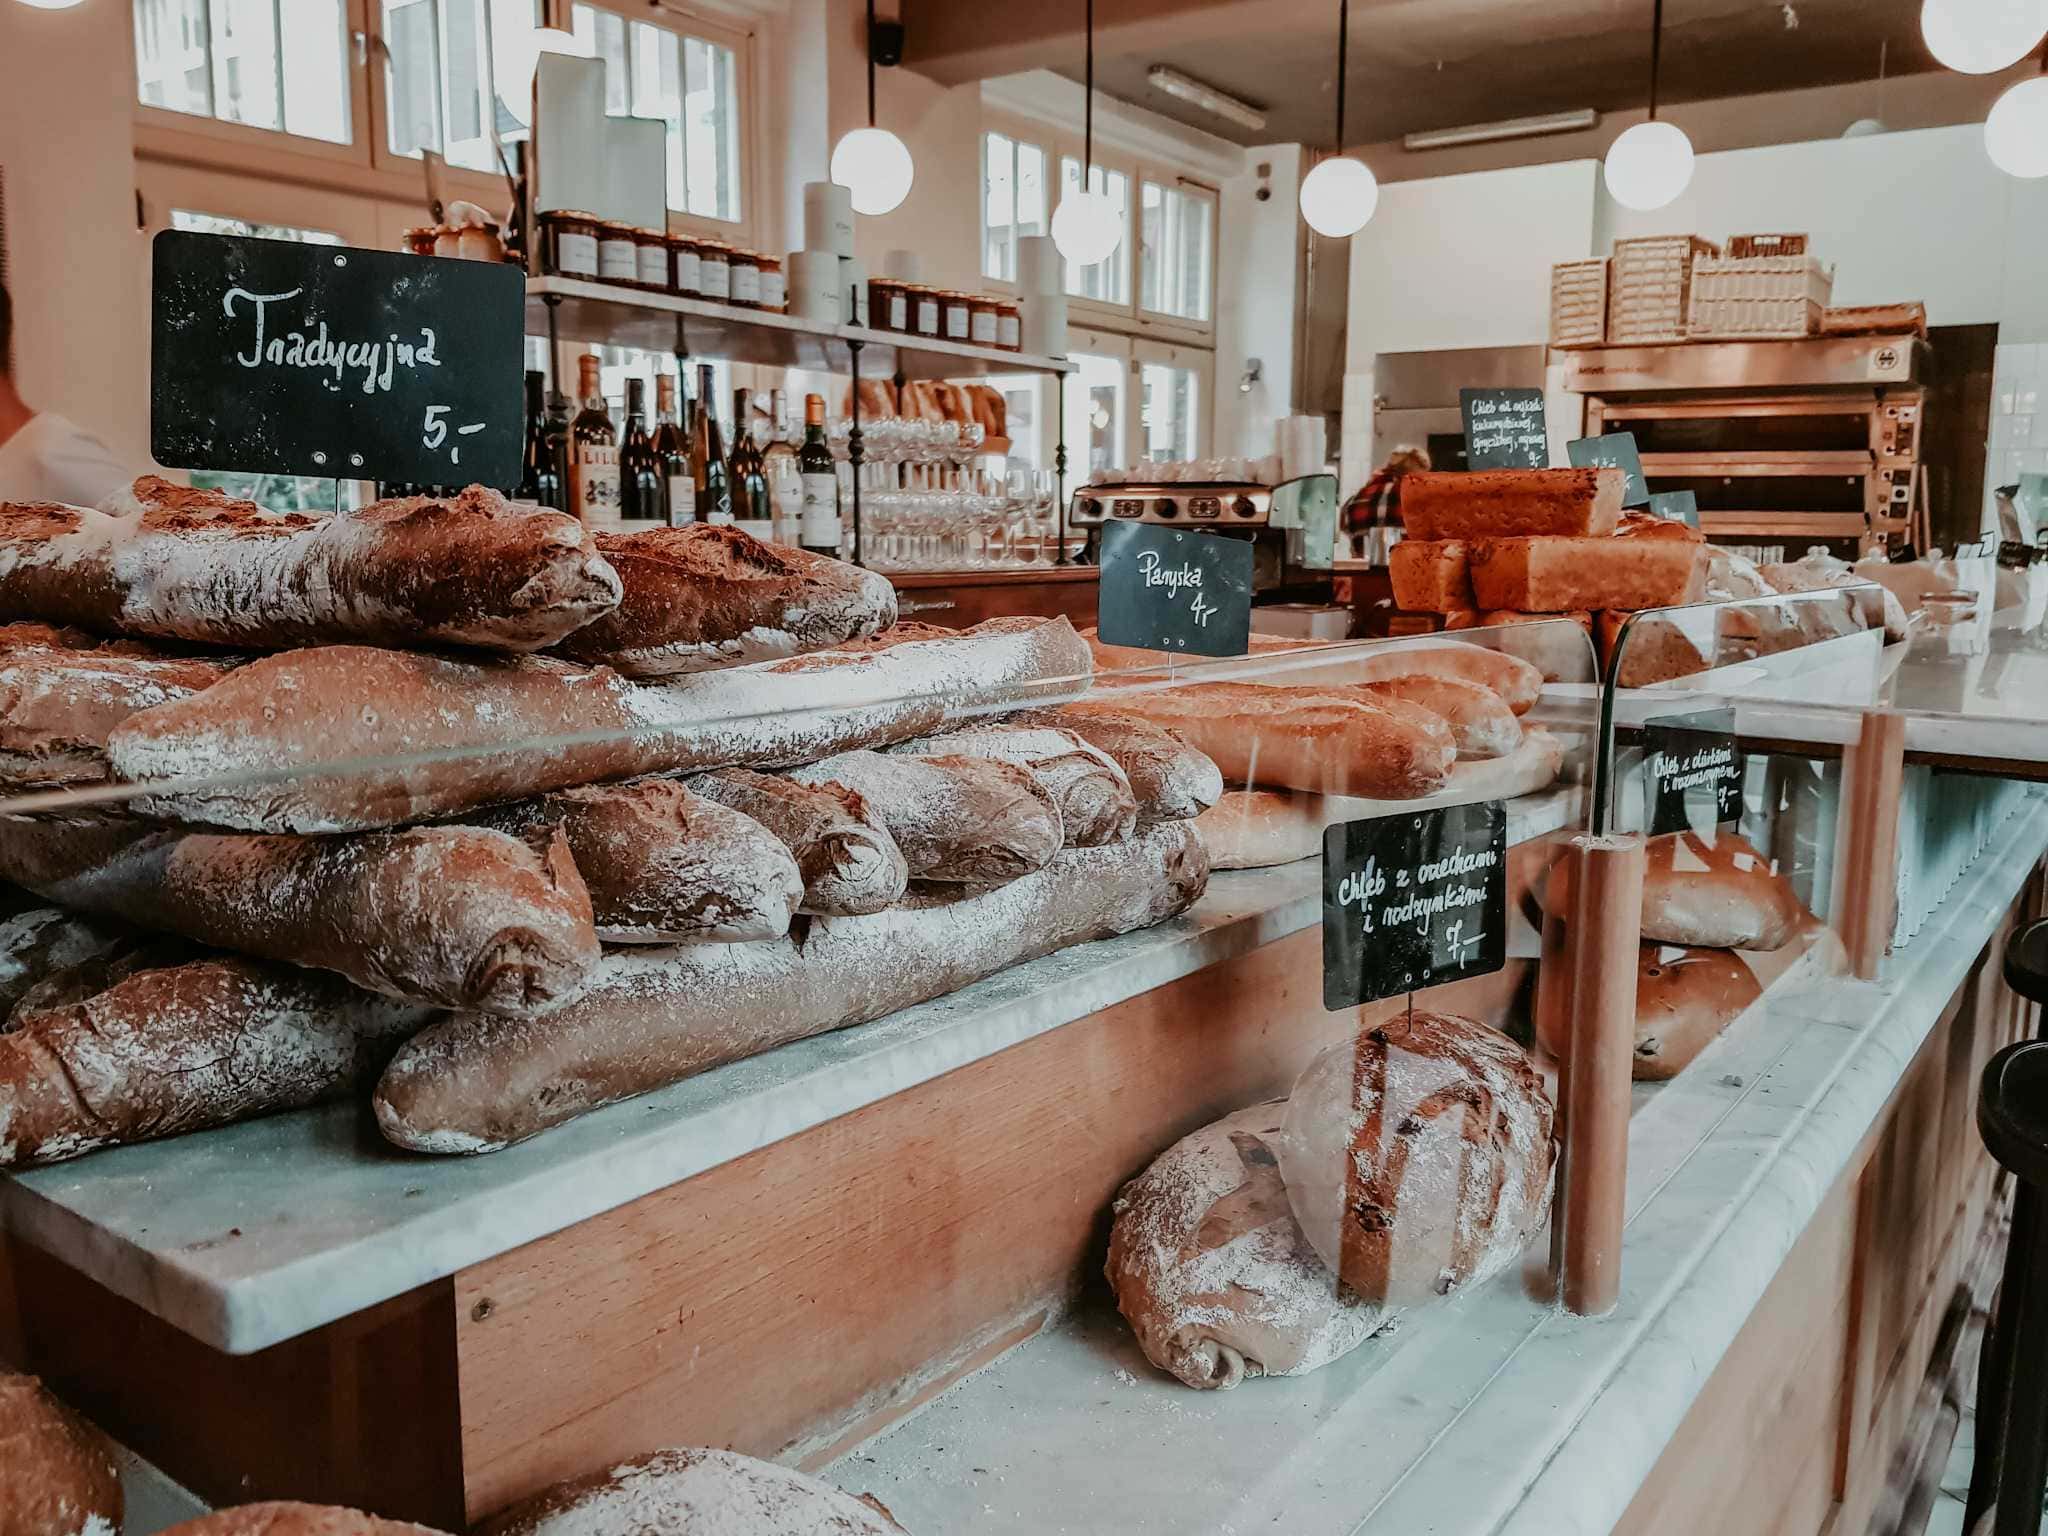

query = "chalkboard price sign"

[1648,489,1700,529]
[1460,387,1549,470]
[1566,431,1650,508]
[150,230,524,488]
[1322,800,1507,1011]
[1097,521,1254,658]
[1642,708,1742,837]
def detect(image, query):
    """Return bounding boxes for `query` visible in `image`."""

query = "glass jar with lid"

[632,228,670,290]
[401,226,439,258]
[538,211,602,279]
[757,256,786,312]
[596,222,640,286]
[941,291,973,342]
[697,242,733,303]
[432,226,464,259]
[868,277,908,333]
[729,250,763,308]
[457,224,505,263]
[909,285,942,338]
[996,299,1023,352]
[969,295,1000,348]
[671,235,702,297]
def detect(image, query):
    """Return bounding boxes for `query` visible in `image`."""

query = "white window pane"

[135,0,214,117]
[385,0,443,157]
[682,35,740,220]
[210,0,282,130]
[572,7,739,219]
[983,132,1014,282]
[1141,180,1214,323]
[1060,158,1129,306]
[172,210,344,244]
[279,0,349,143]
[1066,351,1126,476]
[1017,141,1047,242]
[441,0,494,170]
[490,0,539,133]
[1141,362,1199,462]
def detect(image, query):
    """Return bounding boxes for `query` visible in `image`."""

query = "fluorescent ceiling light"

[1404,109,1600,150]
[1147,66,1268,131]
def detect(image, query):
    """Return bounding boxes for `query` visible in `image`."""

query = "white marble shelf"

[0,787,1584,1356]
[843,792,2048,1536]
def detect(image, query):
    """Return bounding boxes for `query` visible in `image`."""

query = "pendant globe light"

[1604,0,1695,211]
[502,0,587,130]
[1297,0,1379,238]
[1923,0,2048,74]
[1987,42,2048,176]
[1052,0,1123,265]
[831,0,916,217]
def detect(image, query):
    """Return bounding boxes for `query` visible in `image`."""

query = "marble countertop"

[843,791,2048,1536]
[0,788,1584,1356]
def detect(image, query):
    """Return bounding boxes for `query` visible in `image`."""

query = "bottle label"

[945,306,970,340]
[917,298,940,335]
[599,238,638,283]
[799,472,840,549]
[998,313,1021,348]
[732,265,761,305]
[699,259,731,300]
[971,311,998,345]
[667,475,696,526]
[554,231,598,277]
[571,447,622,531]
[674,248,701,294]
[888,294,908,331]
[636,245,668,288]
[760,271,786,310]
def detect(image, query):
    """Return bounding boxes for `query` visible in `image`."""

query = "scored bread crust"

[788,749,1064,883]
[687,767,908,917]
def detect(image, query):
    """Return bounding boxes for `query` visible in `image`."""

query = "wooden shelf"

[1641,450,1875,478]
[1698,511,1870,538]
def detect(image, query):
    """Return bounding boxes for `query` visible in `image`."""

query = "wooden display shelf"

[1638,450,1874,477]
[890,565,1100,628]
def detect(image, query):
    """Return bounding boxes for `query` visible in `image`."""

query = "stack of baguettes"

[0,478,1228,1165]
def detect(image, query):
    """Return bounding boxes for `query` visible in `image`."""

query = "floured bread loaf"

[552,523,898,676]
[1278,1011,1555,1307]
[159,1504,453,1536]
[0,906,132,1017]
[0,627,237,788]
[1106,1101,1380,1390]
[1351,675,1521,759]
[788,750,1063,883]
[0,479,622,652]
[0,1372,123,1536]
[1546,829,1805,951]
[687,768,907,917]
[1469,535,1707,613]
[1004,707,1222,821]
[475,1447,905,1536]
[891,725,1137,846]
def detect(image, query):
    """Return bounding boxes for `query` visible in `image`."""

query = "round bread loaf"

[158,1504,450,1536]
[0,1372,122,1536]
[1631,943,1762,1080]
[1545,830,1806,952]
[1277,1011,1555,1308]
[475,1447,904,1536]
[1106,1100,1381,1390]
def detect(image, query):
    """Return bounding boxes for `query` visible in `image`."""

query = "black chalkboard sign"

[151,231,523,487]
[1642,708,1742,837]
[1566,431,1649,507]
[1097,521,1254,658]
[1322,800,1507,1011]
[1460,387,1548,470]
[1649,489,1700,529]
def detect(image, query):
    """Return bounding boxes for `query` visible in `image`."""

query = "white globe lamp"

[831,126,915,217]
[1922,0,2048,73]
[1052,188,1121,265]
[1987,74,2048,175]
[14,0,88,9]
[1603,119,1696,210]
[499,20,586,129]
[1298,155,1379,238]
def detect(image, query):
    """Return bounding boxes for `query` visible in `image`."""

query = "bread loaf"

[1402,468,1624,540]
[8,933,197,1022]
[1443,610,1597,684]
[1106,1101,1378,1390]
[1389,539,1474,611]
[787,750,1063,883]
[687,768,907,916]
[1629,943,1762,1079]
[892,724,1137,846]
[1615,511,1705,542]
[1103,637,1546,717]
[375,822,1210,1153]
[474,1447,905,1536]
[158,1505,452,1536]
[0,479,622,652]
[1761,560,1909,642]
[1352,675,1522,759]
[1,955,431,1167]
[1083,627,1322,679]
[0,1372,123,1536]
[0,906,131,1017]
[1469,536,1707,613]
[551,523,898,677]
[108,617,1094,834]
[0,633,236,787]
[0,814,600,1014]
[1065,681,1455,799]
[475,778,802,942]
[1545,829,1805,951]
[1277,1012,1555,1307]
[1005,707,1222,821]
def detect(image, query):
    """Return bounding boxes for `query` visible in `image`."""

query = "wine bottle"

[515,370,564,509]
[727,387,772,539]
[798,393,841,556]
[652,373,691,526]
[619,378,663,527]
[691,363,732,525]
[567,353,620,531]
[763,387,801,544]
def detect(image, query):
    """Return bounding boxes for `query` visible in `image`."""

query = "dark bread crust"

[0,1372,123,1536]
[686,767,908,916]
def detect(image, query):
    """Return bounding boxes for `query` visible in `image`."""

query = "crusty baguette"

[687,768,907,917]
[107,617,1094,834]
[1064,681,1455,799]
[1,955,432,1167]
[1444,610,1598,684]
[474,1447,906,1536]
[788,750,1063,883]
[1083,627,1325,679]
[0,1372,124,1536]
[551,523,898,677]
[158,1505,452,1536]
[1006,707,1222,821]
[0,479,622,653]
[0,906,132,1018]
[0,815,600,1015]
[1089,635,1546,718]
[0,634,237,788]
[1469,536,1707,613]
[1401,468,1624,540]
[1545,829,1806,951]
[1351,675,1522,759]
[891,725,1137,846]
[472,778,801,943]
[375,822,1210,1153]
[1389,539,1474,612]
[8,933,198,1022]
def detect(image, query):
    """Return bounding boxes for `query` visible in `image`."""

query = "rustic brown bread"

[1469,535,1707,613]
[0,629,237,788]
[0,1372,123,1536]
[0,815,600,1015]
[891,724,1138,846]
[551,523,899,676]
[1005,706,1222,822]
[1087,634,1547,718]
[1389,539,1475,611]
[0,906,133,1018]
[107,617,1093,834]
[0,479,622,653]
[8,933,198,1023]
[788,749,1064,883]
[1350,675,1522,759]
[1545,829,1806,951]
[158,1505,451,1536]
[1535,942,1766,1080]
[1082,626,1328,679]
[472,779,802,943]
[686,768,907,917]
[1401,467,1625,540]
[376,822,1210,1153]
[1,955,431,1167]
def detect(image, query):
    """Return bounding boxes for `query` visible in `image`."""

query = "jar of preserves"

[697,241,733,302]
[538,211,602,279]
[596,222,640,285]
[401,226,439,257]
[909,285,942,338]
[433,226,464,259]
[671,235,702,297]
[867,277,905,332]
[456,223,505,263]
[941,291,973,342]
[633,227,670,290]
[757,256,786,312]
[969,295,1000,348]
[729,249,763,307]
[996,299,1022,351]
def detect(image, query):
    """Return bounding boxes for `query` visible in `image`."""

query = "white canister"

[1017,234,1062,296]
[788,250,843,324]
[884,248,924,283]
[1021,291,1068,359]
[840,257,869,327]
[803,181,856,258]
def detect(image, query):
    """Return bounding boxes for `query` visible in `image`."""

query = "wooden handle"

[1835,709,1905,981]
[1558,832,1645,1317]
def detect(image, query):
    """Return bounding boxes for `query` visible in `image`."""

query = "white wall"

[1213,144,1303,459]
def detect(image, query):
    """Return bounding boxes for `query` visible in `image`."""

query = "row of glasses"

[859,465,1065,572]
[827,417,988,471]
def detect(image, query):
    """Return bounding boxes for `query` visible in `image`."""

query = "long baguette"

[0,955,431,1168]
[374,821,1211,1153]
[1004,707,1222,822]
[0,479,622,652]
[891,725,1137,846]
[106,617,1094,833]
[552,524,899,676]
[0,906,133,1017]
[686,768,907,917]
[786,749,1064,882]
[471,778,802,943]
[0,815,600,1015]
[1351,675,1522,760]
[0,636,236,788]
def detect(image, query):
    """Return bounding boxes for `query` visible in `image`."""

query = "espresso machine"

[1068,473,1339,605]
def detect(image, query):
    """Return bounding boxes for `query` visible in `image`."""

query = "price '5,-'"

[423,405,489,466]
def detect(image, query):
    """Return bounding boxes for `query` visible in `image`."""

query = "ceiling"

[900,0,1938,147]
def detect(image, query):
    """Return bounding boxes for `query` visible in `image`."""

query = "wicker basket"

[1608,235,1719,344]
[1727,233,1808,259]
[1686,254,1833,339]
[1550,258,1609,348]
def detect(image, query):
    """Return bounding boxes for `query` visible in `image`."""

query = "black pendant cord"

[866,0,877,126]
[1335,0,1348,148]
[1648,0,1664,120]
[1084,0,1096,181]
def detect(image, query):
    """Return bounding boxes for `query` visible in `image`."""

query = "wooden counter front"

[890,567,1098,628]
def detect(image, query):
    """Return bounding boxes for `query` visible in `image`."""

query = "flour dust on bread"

[1002,706,1222,821]
[1107,1100,1381,1391]
[787,749,1064,883]
[0,1371,123,1536]
[889,724,1138,847]
[0,906,134,1017]
[156,1503,453,1536]
[686,768,907,917]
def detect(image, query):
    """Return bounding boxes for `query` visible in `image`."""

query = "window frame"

[1136,172,1219,343]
